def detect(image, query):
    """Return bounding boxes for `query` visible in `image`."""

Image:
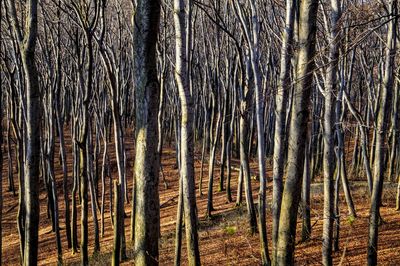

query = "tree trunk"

[333,149,341,252]
[226,81,237,203]
[79,145,89,265]
[388,78,399,181]
[0,36,3,265]
[112,181,122,266]
[206,93,221,218]
[71,125,79,253]
[101,131,108,237]
[246,0,271,262]
[239,113,257,234]
[174,178,184,266]
[301,140,311,242]
[12,0,42,263]
[272,0,296,256]
[173,0,201,264]
[275,0,319,264]
[367,1,397,264]
[133,0,161,264]
[87,125,100,253]
[322,1,341,264]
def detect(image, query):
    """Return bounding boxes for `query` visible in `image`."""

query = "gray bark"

[173,0,201,264]
[133,0,161,264]
[322,1,341,264]
[367,1,397,264]
[275,0,319,264]
[272,0,296,255]
[6,0,41,263]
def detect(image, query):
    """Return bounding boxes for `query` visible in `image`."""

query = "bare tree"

[275,0,319,264]
[368,1,397,265]
[132,0,161,264]
[322,0,341,264]
[173,0,201,264]
[6,0,41,264]
[272,0,296,257]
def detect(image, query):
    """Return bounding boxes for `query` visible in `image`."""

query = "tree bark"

[367,1,397,264]
[301,139,311,242]
[112,181,122,266]
[173,0,201,264]
[272,0,296,256]
[322,1,341,264]
[275,0,319,264]
[0,24,3,264]
[7,0,42,263]
[133,0,161,264]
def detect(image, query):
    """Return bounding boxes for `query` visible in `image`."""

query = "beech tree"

[271,0,295,258]
[132,0,161,264]
[173,0,201,264]
[275,0,319,264]
[321,0,341,264]
[6,0,41,264]
[368,1,397,264]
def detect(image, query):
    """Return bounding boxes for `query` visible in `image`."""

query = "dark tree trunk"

[133,0,161,264]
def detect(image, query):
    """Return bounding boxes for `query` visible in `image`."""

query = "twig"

[160,195,179,208]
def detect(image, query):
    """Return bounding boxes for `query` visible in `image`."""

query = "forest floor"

[2,133,400,265]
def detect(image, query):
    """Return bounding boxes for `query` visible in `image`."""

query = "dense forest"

[0,0,399,265]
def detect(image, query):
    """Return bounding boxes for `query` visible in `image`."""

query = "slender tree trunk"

[272,0,296,256]
[239,113,257,234]
[322,1,341,264]
[336,91,356,217]
[343,91,373,194]
[158,65,168,189]
[71,125,79,253]
[6,117,15,194]
[17,136,25,261]
[245,1,272,262]
[100,134,108,237]
[174,0,201,264]
[0,37,3,265]
[56,101,72,248]
[236,165,243,205]
[206,95,221,217]
[333,149,341,252]
[275,0,319,264]
[301,140,311,242]
[367,2,397,264]
[79,145,89,265]
[226,82,237,203]
[219,89,228,192]
[388,79,399,181]
[174,178,184,266]
[87,125,100,253]
[112,181,122,266]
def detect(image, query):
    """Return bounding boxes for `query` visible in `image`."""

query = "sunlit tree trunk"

[173,0,201,264]
[6,0,41,263]
[322,0,341,264]
[275,0,319,264]
[112,181,122,266]
[367,1,397,264]
[301,138,311,242]
[272,0,296,257]
[133,0,161,264]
